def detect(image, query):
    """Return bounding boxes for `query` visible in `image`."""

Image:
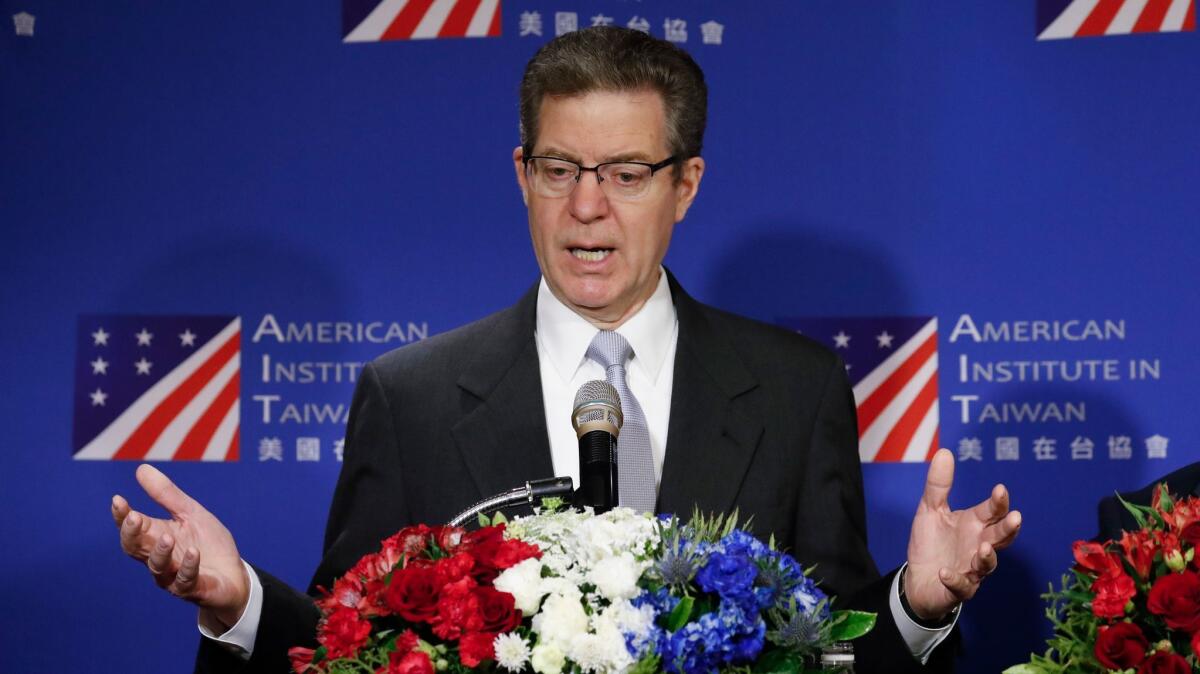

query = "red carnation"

[385,564,443,623]
[432,576,484,640]
[395,629,419,654]
[458,631,498,667]
[1137,651,1190,674]
[1147,571,1200,632]
[435,552,478,586]
[475,585,521,633]
[387,649,434,674]
[318,606,372,659]
[1094,623,1148,669]
[1073,540,1120,575]
[1091,568,1136,619]
[493,539,543,571]
[437,525,468,553]
[288,646,316,673]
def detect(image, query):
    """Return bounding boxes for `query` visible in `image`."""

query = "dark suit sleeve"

[799,356,956,673]
[194,361,414,673]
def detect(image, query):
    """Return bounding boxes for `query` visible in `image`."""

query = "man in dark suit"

[1097,462,1200,543]
[113,27,1021,673]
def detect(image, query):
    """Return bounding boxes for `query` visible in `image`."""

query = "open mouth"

[570,248,613,262]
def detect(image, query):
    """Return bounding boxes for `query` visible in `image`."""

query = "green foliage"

[666,595,695,631]
[828,611,875,642]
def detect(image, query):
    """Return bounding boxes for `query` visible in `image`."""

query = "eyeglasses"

[523,155,677,200]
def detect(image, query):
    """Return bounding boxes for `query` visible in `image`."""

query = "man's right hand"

[112,464,250,631]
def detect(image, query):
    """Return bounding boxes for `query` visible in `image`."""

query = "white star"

[876,331,894,348]
[179,329,197,347]
[92,328,110,346]
[90,357,109,375]
[135,328,153,346]
[90,388,108,406]
[833,331,851,349]
[134,358,153,375]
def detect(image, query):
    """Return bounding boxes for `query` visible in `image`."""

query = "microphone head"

[572,380,623,438]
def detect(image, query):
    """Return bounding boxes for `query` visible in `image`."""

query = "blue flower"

[696,551,757,603]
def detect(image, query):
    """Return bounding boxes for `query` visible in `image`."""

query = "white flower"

[532,593,590,650]
[587,553,641,601]
[606,600,656,653]
[569,610,635,673]
[530,642,566,674]
[494,558,547,615]
[494,632,531,672]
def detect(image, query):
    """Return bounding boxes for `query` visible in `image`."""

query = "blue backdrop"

[2,1,1198,671]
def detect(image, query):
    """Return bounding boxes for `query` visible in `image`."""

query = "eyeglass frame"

[521,155,679,198]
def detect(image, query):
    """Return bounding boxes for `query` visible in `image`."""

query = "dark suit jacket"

[197,273,953,673]
[1096,462,1200,543]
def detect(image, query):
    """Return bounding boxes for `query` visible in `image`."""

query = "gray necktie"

[586,330,656,513]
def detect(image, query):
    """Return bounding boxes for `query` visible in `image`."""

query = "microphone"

[572,380,622,513]
[447,476,575,527]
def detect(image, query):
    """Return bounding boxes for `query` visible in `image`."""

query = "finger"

[938,567,978,602]
[971,483,1010,525]
[921,449,955,509]
[120,510,152,557]
[112,495,130,528]
[146,533,176,579]
[170,547,200,597]
[971,541,997,579]
[136,464,198,518]
[987,510,1023,550]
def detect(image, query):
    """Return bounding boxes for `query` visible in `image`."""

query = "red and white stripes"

[1039,0,1195,40]
[344,0,501,42]
[854,318,939,463]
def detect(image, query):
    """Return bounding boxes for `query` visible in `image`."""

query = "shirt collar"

[535,269,677,385]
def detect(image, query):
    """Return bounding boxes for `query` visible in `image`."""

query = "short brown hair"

[519,26,708,161]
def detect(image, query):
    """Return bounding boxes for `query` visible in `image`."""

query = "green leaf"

[628,655,661,674]
[828,611,876,641]
[492,510,508,525]
[752,649,803,674]
[666,595,695,631]
[1116,492,1149,530]
[477,513,492,527]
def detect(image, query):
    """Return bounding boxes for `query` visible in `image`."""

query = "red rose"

[1181,521,1200,548]
[1073,540,1120,575]
[492,539,543,571]
[1137,651,1190,674]
[385,565,443,623]
[432,577,483,640]
[458,632,498,667]
[288,646,315,673]
[1192,630,1200,659]
[474,585,521,633]
[1091,568,1136,619]
[387,649,434,674]
[318,606,372,659]
[463,526,507,581]
[1094,623,1148,669]
[1147,571,1200,632]
[1120,530,1156,581]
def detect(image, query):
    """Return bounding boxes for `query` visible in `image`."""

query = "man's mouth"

[570,248,613,262]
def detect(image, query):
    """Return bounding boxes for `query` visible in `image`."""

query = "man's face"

[514,89,704,328]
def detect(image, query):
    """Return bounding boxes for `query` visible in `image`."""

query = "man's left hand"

[904,448,1022,621]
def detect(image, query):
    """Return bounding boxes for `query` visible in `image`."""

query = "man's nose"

[567,173,609,223]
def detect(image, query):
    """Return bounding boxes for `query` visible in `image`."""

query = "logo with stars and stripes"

[343,0,501,42]
[1037,0,1195,40]
[781,316,939,463]
[73,315,240,461]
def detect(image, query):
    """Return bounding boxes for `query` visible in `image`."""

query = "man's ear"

[674,156,706,222]
[512,146,529,206]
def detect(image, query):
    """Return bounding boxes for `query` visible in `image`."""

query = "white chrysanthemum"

[530,642,566,674]
[494,633,532,672]
[569,612,635,673]
[587,553,641,601]
[532,593,590,650]
[494,557,547,615]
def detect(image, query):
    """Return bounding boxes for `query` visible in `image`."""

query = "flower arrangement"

[290,503,875,674]
[1005,485,1200,673]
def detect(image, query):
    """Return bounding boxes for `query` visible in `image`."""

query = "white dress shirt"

[203,268,954,663]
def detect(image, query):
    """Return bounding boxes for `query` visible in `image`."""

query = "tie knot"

[586,330,633,370]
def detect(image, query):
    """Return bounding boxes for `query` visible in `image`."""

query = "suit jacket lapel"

[658,272,763,518]
[451,283,555,501]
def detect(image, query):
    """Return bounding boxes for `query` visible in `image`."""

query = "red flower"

[395,629,419,654]
[437,526,468,553]
[384,564,443,623]
[1073,540,1120,575]
[474,585,521,633]
[1137,651,1191,674]
[1192,630,1200,659]
[318,606,372,659]
[288,646,316,673]
[432,577,483,640]
[458,632,498,667]
[1091,568,1137,619]
[493,539,543,571]
[1119,530,1157,581]
[1147,571,1200,632]
[1094,623,1148,669]
[387,649,434,674]
[435,552,478,586]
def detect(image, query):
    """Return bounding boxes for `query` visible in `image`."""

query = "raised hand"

[112,464,249,630]
[903,449,1023,620]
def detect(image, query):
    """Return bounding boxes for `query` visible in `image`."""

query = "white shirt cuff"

[196,559,263,660]
[889,563,958,664]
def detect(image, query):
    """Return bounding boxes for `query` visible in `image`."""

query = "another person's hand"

[112,464,249,631]
[903,449,1022,620]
